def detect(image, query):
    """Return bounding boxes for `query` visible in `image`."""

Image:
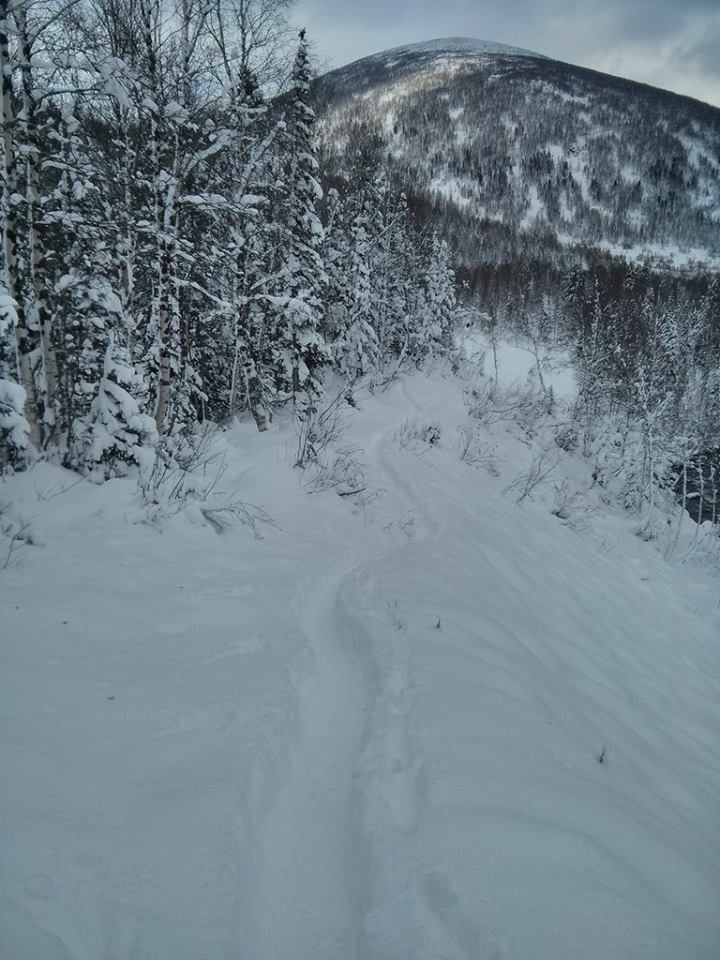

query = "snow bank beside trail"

[354,376,720,960]
[1,367,719,960]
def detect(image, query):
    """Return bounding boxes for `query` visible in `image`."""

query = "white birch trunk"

[15,3,59,441]
[0,0,40,447]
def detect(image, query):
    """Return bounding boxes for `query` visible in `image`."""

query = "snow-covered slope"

[314,39,720,272]
[353,36,544,64]
[2,357,720,959]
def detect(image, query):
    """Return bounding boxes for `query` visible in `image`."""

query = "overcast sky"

[289,0,720,107]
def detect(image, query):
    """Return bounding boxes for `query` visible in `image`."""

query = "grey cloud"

[687,34,720,77]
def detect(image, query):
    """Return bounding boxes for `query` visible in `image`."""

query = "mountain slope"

[314,38,720,273]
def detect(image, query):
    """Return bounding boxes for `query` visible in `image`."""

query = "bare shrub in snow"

[457,425,500,475]
[680,520,720,570]
[503,446,563,503]
[395,418,442,449]
[0,500,33,570]
[294,389,350,470]
[137,428,273,536]
[34,477,83,502]
[305,444,366,497]
[551,480,595,530]
[551,480,580,520]
[465,380,545,435]
[464,379,498,421]
[554,422,580,453]
[138,428,220,505]
[293,387,368,498]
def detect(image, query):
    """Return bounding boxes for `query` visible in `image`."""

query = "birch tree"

[0,0,41,446]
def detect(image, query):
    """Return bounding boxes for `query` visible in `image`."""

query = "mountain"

[313,38,720,281]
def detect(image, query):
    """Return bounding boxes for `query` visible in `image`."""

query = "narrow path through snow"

[252,382,439,959]
[252,564,368,960]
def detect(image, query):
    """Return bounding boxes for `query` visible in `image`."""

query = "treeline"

[565,269,720,523]
[457,256,717,329]
[482,261,720,526]
[0,0,456,476]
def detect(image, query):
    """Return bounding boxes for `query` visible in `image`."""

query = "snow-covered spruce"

[87,338,157,478]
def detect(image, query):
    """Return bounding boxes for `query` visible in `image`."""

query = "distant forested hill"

[313,39,720,286]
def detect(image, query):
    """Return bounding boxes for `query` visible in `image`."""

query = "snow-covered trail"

[252,380,438,959]
[251,563,367,959]
[2,370,720,960]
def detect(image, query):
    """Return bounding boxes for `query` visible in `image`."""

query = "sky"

[290,0,720,107]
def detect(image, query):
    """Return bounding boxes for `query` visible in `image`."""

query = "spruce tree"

[424,232,457,351]
[88,336,157,478]
[269,29,329,413]
[325,180,379,380]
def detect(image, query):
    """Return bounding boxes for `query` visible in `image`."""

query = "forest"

[0,0,456,477]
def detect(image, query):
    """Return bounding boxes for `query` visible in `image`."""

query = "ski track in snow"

[252,563,366,958]
[253,379,439,959]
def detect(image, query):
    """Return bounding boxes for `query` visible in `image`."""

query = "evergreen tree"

[88,336,157,478]
[269,29,329,413]
[225,64,275,431]
[423,232,457,351]
[325,177,379,380]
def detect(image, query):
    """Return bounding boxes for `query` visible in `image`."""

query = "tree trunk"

[0,2,41,447]
[141,0,174,433]
[16,4,58,442]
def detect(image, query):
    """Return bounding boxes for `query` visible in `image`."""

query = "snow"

[594,238,720,271]
[429,173,473,209]
[376,37,545,61]
[462,332,577,399]
[520,183,545,230]
[2,358,720,959]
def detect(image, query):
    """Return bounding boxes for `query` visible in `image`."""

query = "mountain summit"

[314,39,720,276]
[345,36,545,64]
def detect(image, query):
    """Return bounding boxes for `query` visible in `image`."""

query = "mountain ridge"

[323,37,717,112]
[334,36,547,70]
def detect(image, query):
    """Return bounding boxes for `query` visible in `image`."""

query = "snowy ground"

[2,352,720,960]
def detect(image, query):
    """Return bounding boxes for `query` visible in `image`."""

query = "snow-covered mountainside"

[314,38,720,273]
[325,37,545,87]
[2,350,720,959]
[381,38,545,57]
